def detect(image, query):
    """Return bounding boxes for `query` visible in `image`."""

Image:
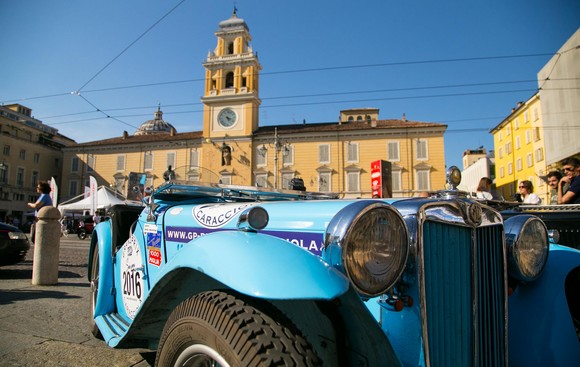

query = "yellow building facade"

[61,11,447,202]
[491,93,549,202]
[0,104,75,223]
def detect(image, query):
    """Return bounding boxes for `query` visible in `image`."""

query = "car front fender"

[508,244,580,366]
[157,230,350,300]
[88,221,116,316]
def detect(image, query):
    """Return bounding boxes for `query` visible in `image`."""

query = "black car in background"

[0,222,31,266]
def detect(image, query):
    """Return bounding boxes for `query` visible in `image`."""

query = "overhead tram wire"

[74,0,189,93]
[3,51,557,105]
[40,79,542,120]
[76,93,139,129]
[48,87,538,127]
[57,0,188,133]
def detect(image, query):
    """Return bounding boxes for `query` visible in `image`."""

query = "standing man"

[27,181,53,242]
[558,157,580,204]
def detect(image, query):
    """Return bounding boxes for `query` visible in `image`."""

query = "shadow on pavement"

[0,289,82,305]
[0,268,83,280]
[141,351,157,365]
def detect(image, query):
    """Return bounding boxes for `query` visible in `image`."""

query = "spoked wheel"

[155,291,320,367]
[89,245,103,339]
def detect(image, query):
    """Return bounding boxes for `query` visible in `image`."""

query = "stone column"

[32,206,61,285]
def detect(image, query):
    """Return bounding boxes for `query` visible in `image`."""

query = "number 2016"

[122,271,142,299]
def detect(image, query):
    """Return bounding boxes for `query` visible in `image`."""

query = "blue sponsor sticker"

[165,226,323,256]
[147,231,162,250]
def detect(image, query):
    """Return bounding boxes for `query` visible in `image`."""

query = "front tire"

[155,291,320,367]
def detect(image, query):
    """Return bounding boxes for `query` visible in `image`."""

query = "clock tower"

[200,9,261,185]
[201,8,261,140]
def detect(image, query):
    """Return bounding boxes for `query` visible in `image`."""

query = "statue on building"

[222,145,232,166]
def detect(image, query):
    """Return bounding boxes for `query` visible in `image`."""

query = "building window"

[0,164,6,184]
[281,172,294,189]
[69,180,79,197]
[220,174,232,185]
[189,149,199,168]
[505,142,512,154]
[515,136,521,150]
[256,146,267,167]
[144,151,153,171]
[524,111,529,122]
[19,149,26,160]
[416,169,430,191]
[225,72,234,88]
[71,157,79,173]
[387,141,400,162]
[508,163,513,175]
[533,108,539,121]
[187,172,200,182]
[498,147,503,159]
[499,167,505,178]
[31,171,39,188]
[514,118,519,130]
[16,167,24,187]
[166,152,176,169]
[498,132,503,141]
[227,42,234,55]
[2,145,9,156]
[116,155,125,172]
[318,144,330,164]
[318,172,331,192]
[525,130,531,144]
[255,173,268,188]
[34,153,40,164]
[526,153,533,168]
[87,154,95,172]
[282,145,294,166]
[506,125,511,136]
[535,148,544,162]
[392,170,402,192]
[516,158,522,171]
[416,140,428,160]
[346,142,359,163]
[346,171,360,192]
[533,127,541,142]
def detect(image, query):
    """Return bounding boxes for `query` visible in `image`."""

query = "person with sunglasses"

[518,180,541,204]
[558,157,580,204]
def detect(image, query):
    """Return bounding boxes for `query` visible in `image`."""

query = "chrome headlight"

[324,201,409,297]
[504,215,549,282]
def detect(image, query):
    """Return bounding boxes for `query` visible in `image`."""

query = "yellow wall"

[492,94,547,202]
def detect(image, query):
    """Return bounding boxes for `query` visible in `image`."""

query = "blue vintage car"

[88,167,580,366]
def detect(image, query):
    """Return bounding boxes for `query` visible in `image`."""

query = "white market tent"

[58,186,127,213]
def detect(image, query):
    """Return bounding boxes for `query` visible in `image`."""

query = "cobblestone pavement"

[0,239,155,367]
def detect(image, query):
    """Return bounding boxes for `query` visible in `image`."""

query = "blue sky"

[1,0,579,169]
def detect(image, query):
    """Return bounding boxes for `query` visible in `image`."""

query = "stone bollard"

[32,206,62,285]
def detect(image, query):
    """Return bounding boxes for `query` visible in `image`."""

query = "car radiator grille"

[422,221,505,367]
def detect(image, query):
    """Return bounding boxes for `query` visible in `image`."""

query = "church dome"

[218,8,249,31]
[135,107,176,136]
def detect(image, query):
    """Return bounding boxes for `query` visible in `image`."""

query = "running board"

[95,312,131,347]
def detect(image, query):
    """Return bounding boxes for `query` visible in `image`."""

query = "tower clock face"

[217,108,237,128]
